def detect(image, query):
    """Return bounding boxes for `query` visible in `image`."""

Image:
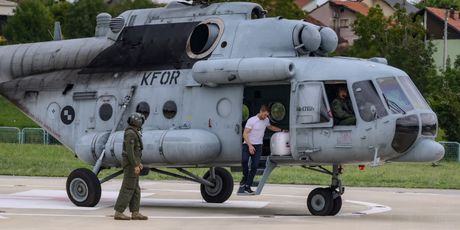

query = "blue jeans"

[242,144,262,187]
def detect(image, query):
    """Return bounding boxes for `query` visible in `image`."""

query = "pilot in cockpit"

[332,86,356,125]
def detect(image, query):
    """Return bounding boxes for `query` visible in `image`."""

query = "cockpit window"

[353,80,388,122]
[377,77,414,114]
[398,76,430,110]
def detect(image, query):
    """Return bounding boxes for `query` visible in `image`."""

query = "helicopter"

[0,0,444,216]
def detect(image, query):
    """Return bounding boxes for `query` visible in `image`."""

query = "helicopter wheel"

[307,187,335,216]
[66,168,101,207]
[200,167,234,203]
[329,192,342,216]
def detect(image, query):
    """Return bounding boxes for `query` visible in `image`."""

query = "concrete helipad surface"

[0,176,459,230]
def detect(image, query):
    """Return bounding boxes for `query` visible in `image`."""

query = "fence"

[0,127,61,145]
[439,141,460,162]
[0,127,21,143]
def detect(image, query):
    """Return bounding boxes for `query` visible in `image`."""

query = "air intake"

[109,16,125,33]
[95,12,111,37]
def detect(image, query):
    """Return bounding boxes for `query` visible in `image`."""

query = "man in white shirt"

[241,105,284,194]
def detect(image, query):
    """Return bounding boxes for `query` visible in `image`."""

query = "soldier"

[114,113,148,220]
[332,86,356,125]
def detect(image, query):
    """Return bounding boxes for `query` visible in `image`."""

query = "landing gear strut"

[305,164,344,216]
[66,165,235,207]
[150,167,234,203]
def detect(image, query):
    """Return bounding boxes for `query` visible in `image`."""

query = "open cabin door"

[290,81,333,160]
[243,85,290,156]
[187,85,244,163]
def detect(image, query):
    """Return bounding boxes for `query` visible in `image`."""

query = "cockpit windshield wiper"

[382,94,406,115]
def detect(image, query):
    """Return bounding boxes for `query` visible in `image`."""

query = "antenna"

[178,0,210,6]
[53,21,62,41]
[192,0,210,5]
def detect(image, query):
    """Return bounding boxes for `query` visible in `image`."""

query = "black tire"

[200,167,234,203]
[66,168,101,207]
[307,187,334,216]
[329,195,342,216]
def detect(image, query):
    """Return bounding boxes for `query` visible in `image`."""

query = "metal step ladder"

[236,155,292,195]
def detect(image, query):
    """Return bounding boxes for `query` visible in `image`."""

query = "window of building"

[340,19,349,28]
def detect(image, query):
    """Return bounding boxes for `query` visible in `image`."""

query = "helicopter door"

[290,82,333,159]
[187,85,244,163]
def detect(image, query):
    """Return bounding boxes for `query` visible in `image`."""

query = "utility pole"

[443,8,448,71]
[423,7,427,44]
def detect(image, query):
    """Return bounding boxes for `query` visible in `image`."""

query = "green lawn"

[0,143,459,189]
[0,96,38,128]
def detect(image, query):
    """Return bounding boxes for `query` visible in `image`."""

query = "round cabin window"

[270,102,286,122]
[242,104,250,121]
[99,103,113,121]
[136,101,150,119]
[163,101,177,119]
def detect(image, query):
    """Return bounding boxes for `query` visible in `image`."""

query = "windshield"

[377,77,413,114]
[398,76,430,110]
[353,80,388,122]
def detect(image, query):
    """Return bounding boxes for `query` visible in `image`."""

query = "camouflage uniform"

[114,126,143,213]
[332,98,356,125]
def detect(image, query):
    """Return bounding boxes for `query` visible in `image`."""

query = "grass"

[0,96,38,128]
[1,143,459,189]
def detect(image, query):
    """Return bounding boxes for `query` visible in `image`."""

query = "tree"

[416,0,460,10]
[429,55,460,141]
[2,0,54,44]
[210,0,305,19]
[345,5,436,94]
[49,0,72,28]
[108,0,163,17]
[61,0,108,39]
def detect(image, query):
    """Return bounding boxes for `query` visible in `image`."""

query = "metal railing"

[0,126,61,145]
[21,128,46,144]
[439,141,460,162]
[0,127,21,143]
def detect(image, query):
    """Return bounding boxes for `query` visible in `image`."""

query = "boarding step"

[263,155,294,164]
[236,158,278,196]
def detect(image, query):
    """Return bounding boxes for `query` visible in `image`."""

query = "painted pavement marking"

[343,200,392,216]
[0,190,153,210]
[0,189,391,219]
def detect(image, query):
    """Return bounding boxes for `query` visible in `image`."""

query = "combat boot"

[114,211,131,220]
[131,212,148,220]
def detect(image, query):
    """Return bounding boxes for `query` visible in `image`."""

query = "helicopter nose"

[392,139,445,162]
[391,112,439,154]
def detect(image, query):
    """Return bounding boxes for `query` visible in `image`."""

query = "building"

[361,0,418,17]
[0,0,16,25]
[295,0,328,13]
[417,7,460,69]
[0,0,16,42]
[309,0,369,46]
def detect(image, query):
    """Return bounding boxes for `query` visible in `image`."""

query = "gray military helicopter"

[0,0,444,216]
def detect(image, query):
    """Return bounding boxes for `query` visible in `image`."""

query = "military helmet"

[127,112,145,128]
